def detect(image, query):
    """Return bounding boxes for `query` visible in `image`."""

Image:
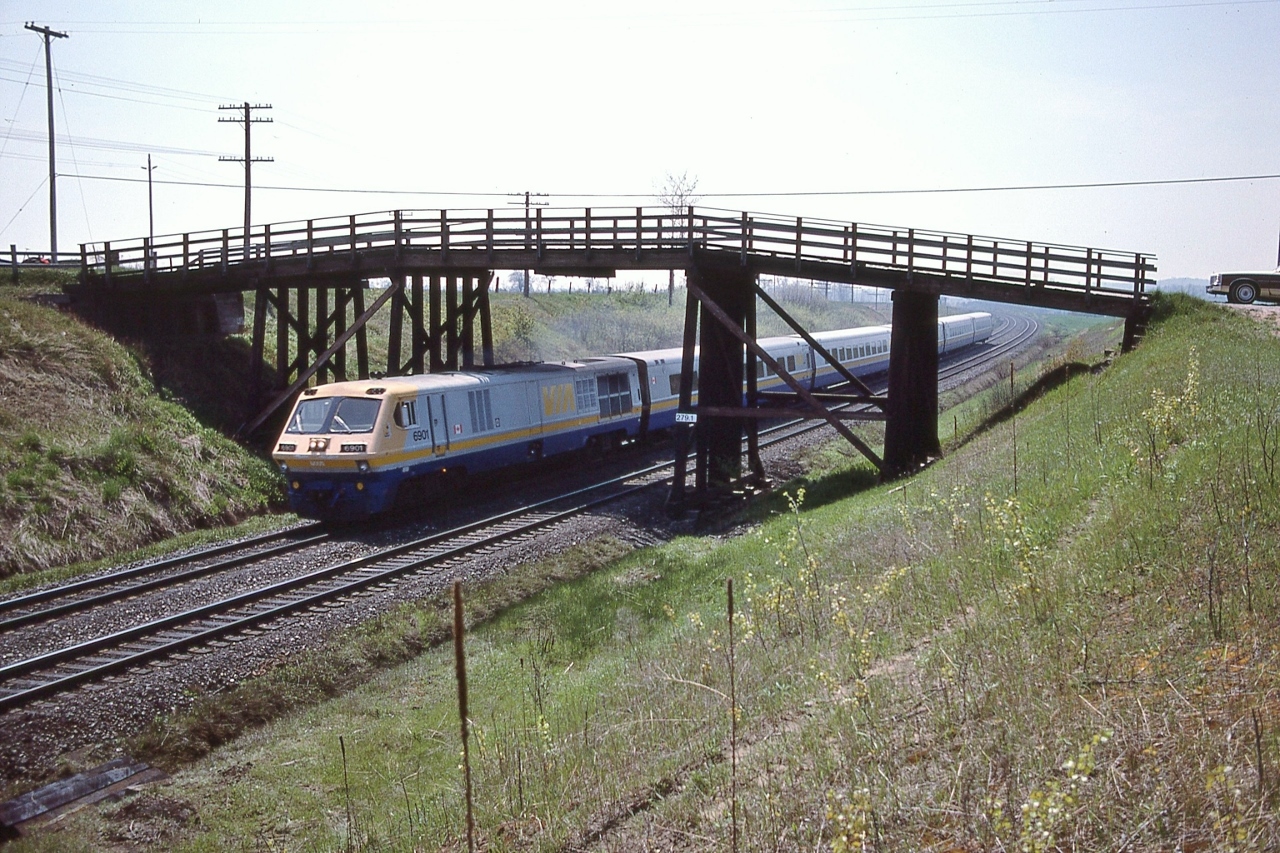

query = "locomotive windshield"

[286,396,382,435]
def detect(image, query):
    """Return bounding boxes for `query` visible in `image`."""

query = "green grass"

[19,294,1280,850]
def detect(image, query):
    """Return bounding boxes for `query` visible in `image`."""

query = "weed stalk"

[340,734,354,853]
[728,577,738,853]
[454,580,475,852]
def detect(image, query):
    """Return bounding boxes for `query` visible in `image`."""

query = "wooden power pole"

[219,102,273,257]
[25,22,68,263]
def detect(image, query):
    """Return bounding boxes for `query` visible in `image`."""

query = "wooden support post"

[411,273,426,374]
[479,273,495,367]
[316,286,330,385]
[745,275,764,483]
[353,284,369,379]
[668,284,700,512]
[851,222,858,277]
[882,289,940,480]
[334,288,348,381]
[275,286,289,384]
[429,274,443,372]
[387,275,404,376]
[486,209,494,264]
[439,210,448,263]
[446,275,459,370]
[296,285,310,385]
[250,285,268,403]
[462,274,475,369]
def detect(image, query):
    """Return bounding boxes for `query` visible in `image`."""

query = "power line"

[0,175,47,240]
[6,1,1276,32]
[0,74,221,113]
[0,57,234,104]
[51,170,1280,200]
[2,126,222,156]
[53,51,94,243]
[0,45,42,161]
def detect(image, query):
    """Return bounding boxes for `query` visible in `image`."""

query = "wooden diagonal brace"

[754,283,880,403]
[238,278,404,438]
[686,280,883,471]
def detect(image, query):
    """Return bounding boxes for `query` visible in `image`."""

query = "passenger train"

[273,312,995,519]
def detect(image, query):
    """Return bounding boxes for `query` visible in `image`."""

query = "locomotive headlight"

[279,463,289,473]
[357,460,370,473]
[291,481,300,490]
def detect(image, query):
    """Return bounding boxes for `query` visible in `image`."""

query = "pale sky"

[3,0,1279,279]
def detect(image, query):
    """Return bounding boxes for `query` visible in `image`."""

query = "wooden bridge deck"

[73,206,1154,317]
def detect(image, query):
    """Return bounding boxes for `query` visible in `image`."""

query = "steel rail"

[0,533,330,632]
[0,522,324,618]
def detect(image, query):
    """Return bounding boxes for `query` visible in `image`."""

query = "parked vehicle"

[1207,271,1280,304]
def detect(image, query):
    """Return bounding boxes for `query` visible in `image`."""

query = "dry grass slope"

[0,292,282,577]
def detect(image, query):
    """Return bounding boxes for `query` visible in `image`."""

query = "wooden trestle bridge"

[70,206,1155,502]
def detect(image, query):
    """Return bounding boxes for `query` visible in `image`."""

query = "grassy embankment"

[14,295,1276,851]
[0,270,281,581]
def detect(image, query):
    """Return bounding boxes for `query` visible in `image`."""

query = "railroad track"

[0,313,1040,714]
[0,464,674,713]
[0,524,326,633]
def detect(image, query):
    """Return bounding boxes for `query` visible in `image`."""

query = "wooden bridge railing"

[79,206,1155,301]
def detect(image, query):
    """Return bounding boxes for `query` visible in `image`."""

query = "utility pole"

[143,154,156,247]
[219,102,273,257]
[507,190,547,297]
[25,22,68,263]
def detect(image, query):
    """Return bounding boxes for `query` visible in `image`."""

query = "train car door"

[426,394,449,456]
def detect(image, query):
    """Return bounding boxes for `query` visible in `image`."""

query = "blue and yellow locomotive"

[272,312,994,519]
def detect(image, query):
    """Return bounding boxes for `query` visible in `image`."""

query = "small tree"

[657,171,700,306]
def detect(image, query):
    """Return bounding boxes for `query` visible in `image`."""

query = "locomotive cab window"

[286,396,381,435]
